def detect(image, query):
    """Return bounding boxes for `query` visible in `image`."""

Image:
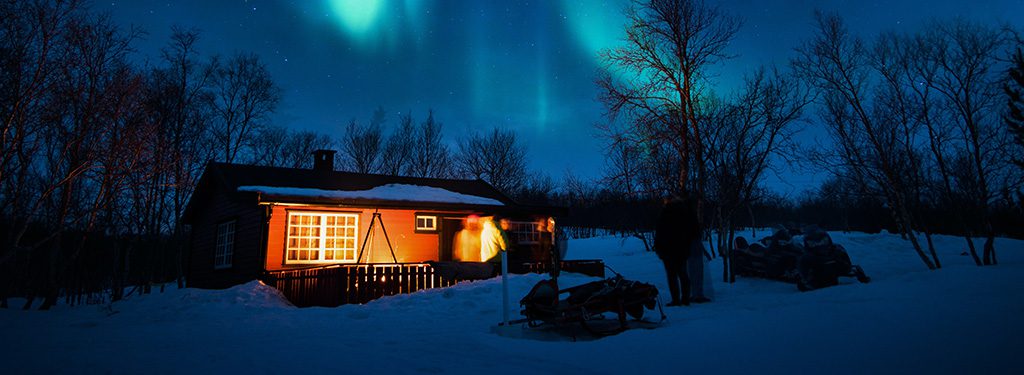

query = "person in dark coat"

[654,195,696,306]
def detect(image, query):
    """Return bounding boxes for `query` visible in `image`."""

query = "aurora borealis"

[107,0,1023,192]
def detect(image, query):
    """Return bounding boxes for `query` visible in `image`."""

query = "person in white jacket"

[480,217,509,262]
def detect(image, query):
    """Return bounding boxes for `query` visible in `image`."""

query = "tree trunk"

[111,238,125,302]
[906,230,936,270]
[721,219,732,283]
[899,207,936,270]
[923,231,941,269]
[727,225,736,283]
[964,236,982,266]
[983,226,997,266]
[748,205,757,238]
[705,230,716,259]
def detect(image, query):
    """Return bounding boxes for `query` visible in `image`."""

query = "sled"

[518,273,665,337]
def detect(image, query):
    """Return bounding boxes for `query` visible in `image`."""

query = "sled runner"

[518,272,665,337]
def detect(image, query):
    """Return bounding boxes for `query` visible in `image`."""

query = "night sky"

[106,0,1023,194]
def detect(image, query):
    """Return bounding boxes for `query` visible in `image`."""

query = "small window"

[214,220,236,269]
[510,221,541,244]
[415,215,437,231]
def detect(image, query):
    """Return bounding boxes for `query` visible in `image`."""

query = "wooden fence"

[261,260,605,307]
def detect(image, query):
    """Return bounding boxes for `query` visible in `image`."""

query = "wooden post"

[501,250,509,326]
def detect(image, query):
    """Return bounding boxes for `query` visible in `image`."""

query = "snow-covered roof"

[238,184,506,206]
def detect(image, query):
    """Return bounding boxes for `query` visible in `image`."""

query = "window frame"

[284,211,360,265]
[214,220,236,269]
[509,220,541,245]
[414,214,438,233]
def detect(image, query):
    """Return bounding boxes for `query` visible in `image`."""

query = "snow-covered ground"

[2,231,1022,374]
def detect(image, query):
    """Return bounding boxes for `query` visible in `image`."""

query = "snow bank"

[175,280,293,309]
[2,232,1022,374]
[238,184,505,206]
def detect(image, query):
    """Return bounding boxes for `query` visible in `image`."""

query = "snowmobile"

[518,270,665,337]
[794,227,871,291]
[732,227,805,281]
[733,226,870,291]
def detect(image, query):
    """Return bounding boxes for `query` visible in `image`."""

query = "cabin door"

[439,217,464,261]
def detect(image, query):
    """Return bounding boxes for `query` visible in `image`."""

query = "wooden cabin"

[181,150,583,301]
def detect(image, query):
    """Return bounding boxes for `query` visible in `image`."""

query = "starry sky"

[106,0,1024,195]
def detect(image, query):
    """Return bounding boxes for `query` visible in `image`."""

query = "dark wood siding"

[187,191,265,289]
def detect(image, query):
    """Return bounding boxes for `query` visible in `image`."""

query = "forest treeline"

[1,0,1023,308]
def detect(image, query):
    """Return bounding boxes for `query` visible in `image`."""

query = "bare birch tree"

[380,112,416,176]
[339,119,382,173]
[407,110,452,178]
[0,0,81,274]
[1007,47,1024,169]
[922,20,1017,265]
[209,52,280,163]
[704,67,809,281]
[145,27,217,289]
[598,0,740,199]
[455,128,528,194]
[794,12,939,269]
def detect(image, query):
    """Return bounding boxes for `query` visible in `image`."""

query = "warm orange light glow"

[480,217,507,262]
[453,215,483,261]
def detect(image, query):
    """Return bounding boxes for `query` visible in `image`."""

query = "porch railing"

[261,260,605,307]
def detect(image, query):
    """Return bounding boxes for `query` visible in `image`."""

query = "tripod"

[356,210,398,263]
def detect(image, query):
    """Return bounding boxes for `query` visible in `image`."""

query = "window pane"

[215,221,235,268]
[286,213,359,263]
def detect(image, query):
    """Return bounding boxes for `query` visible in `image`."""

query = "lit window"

[215,220,235,269]
[286,212,359,264]
[510,221,541,244]
[415,215,437,231]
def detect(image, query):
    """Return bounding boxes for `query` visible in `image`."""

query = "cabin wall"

[187,191,265,289]
[265,206,467,271]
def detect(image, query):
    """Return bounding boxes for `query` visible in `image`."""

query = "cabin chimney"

[312,149,336,172]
